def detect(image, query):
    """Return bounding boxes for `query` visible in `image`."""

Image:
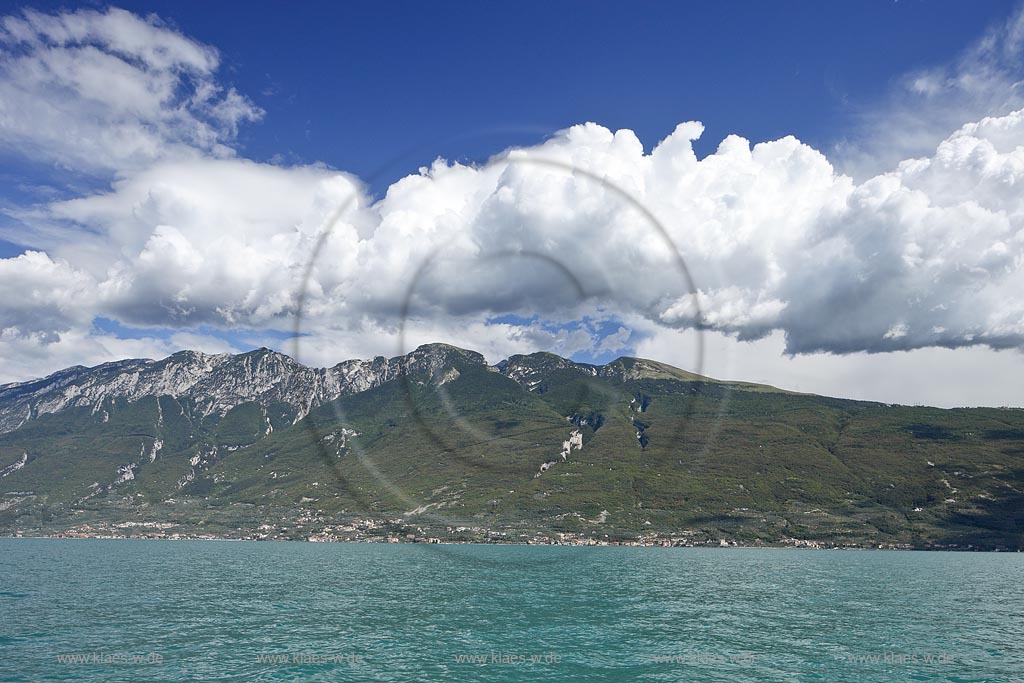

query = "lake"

[1,539,1022,681]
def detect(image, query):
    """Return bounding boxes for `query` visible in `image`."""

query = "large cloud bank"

[1,7,1023,387]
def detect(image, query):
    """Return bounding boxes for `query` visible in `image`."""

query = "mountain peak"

[399,343,487,377]
[600,356,710,382]
[408,342,485,361]
[500,352,597,388]
[167,349,225,362]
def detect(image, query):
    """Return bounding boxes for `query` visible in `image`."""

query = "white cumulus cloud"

[0,6,261,174]
[5,110,1023,366]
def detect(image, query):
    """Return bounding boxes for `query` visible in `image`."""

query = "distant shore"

[3,532,1016,552]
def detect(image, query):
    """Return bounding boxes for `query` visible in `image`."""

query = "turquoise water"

[1,540,1022,682]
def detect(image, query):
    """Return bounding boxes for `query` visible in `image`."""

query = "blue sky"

[2,2,1024,406]
[7,0,1018,200]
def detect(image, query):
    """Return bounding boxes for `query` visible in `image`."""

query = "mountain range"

[1,343,1021,549]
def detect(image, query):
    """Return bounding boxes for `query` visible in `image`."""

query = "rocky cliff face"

[496,352,708,390]
[0,343,709,435]
[0,343,491,434]
[498,352,598,391]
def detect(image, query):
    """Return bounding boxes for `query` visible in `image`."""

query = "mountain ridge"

[0,343,790,435]
[1,343,1021,550]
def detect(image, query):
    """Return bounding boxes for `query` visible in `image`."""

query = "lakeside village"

[3,516,973,550]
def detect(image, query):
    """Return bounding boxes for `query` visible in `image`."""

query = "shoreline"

[2,532,1018,552]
